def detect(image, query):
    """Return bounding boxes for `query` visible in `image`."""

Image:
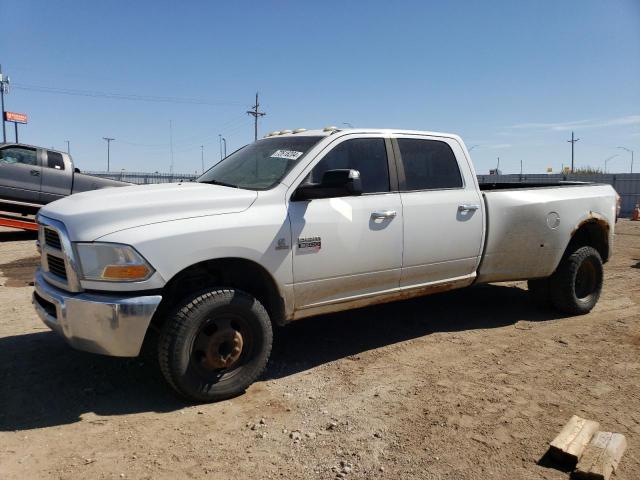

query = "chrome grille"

[44,228,62,250]
[47,254,67,280]
[38,217,82,292]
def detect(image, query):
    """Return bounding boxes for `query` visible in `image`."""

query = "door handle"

[371,210,397,219]
[458,204,479,211]
[30,170,40,176]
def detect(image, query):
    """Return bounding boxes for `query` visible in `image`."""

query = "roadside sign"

[4,111,28,124]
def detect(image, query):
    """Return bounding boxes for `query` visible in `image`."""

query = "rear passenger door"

[0,145,42,202]
[40,150,72,203]
[395,136,484,287]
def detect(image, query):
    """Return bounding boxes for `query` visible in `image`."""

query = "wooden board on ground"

[549,415,600,464]
[573,431,627,480]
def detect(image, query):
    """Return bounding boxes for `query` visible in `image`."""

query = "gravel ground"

[0,221,638,480]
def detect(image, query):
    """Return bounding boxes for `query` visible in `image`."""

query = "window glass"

[47,151,65,170]
[198,136,322,190]
[306,138,389,193]
[0,147,38,166]
[397,139,463,190]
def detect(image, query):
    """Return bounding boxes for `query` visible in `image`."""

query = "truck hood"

[39,182,258,240]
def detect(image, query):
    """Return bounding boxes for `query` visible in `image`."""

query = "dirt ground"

[0,221,638,480]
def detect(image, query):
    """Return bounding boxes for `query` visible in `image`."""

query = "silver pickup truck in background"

[0,143,127,213]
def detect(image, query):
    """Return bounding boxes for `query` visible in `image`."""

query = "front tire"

[549,246,603,315]
[158,288,273,402]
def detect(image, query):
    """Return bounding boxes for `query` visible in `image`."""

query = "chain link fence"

[86,171,199,184]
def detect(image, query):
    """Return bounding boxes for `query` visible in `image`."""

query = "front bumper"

[33,269,162,357]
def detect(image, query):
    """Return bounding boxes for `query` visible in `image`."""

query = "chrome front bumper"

[33,269,162,357]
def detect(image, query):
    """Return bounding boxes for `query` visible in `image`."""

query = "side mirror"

[293,169,363,201]
[74,167,81,173]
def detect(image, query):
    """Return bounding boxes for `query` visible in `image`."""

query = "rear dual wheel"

[527,246,603,315]
[158,288,272,402]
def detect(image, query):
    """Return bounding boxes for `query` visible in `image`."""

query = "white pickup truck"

[32,128,617,402]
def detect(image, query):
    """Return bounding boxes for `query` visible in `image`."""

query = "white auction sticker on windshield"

[271,149,303,160]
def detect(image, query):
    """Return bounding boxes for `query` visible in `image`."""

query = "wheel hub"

[201,326,244,370]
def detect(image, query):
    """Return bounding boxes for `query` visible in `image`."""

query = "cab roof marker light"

[292,128,307,133]
[323,126,338,132]
[279,129,292,135]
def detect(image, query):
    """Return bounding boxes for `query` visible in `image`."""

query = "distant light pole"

[200,145,204,174]
[617,146,634,174]
[604,154,619,173]
[102,137,115,171]
[65,140,70,154]
[222,137,227,158]
[218,134,223,161]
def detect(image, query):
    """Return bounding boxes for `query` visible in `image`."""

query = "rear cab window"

[47,151,65,170]
[397,138,463,190]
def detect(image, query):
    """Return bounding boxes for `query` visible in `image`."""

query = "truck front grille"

[44,228,62,250]
[47,254,68,280]
[38,217,81,292]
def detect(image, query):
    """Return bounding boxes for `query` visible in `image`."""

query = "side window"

[0,147,38,167]
[397,139,463,190]
[306,138,389,193]
[47,151,65,170]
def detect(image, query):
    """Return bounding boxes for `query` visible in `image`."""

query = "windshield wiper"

[201,179,239,188]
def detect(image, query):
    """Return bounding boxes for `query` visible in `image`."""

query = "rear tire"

[549,246,603,315]
[158,288,273,402]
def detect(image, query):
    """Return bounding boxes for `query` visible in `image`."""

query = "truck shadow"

[265,283,566,379]
[0,283,566,431]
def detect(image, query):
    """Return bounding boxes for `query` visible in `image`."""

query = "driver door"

[288,135,403,311]
[0,146,42,202]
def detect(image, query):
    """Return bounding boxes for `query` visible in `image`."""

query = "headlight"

[75,243,154,282]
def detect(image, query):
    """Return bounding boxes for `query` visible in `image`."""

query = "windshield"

[198,136,323,190]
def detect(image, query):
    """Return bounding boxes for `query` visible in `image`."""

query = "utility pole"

[496,156,500,174]
[568,131,579,172]
[102,137,115,171]
[246,92,266,141]
[65,140,70,154]
[169,120,174,174]
[222,137,227,157]
[200,145,204,174]
[0,64,10,143]
[218,134,223,161]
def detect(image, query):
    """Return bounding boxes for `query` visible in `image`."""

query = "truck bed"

[479,181,596,190]
[476,183,617,284]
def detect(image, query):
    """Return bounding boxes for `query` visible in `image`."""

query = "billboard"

[4,112,28,124]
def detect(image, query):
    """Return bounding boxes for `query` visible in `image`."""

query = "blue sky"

[1,0,638,174]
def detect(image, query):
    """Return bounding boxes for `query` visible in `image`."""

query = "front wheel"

[549,246,603,315]
[158,288,273,402]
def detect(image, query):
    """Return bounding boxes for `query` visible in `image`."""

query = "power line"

[246,92,266,141]
[12,83,244,106]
